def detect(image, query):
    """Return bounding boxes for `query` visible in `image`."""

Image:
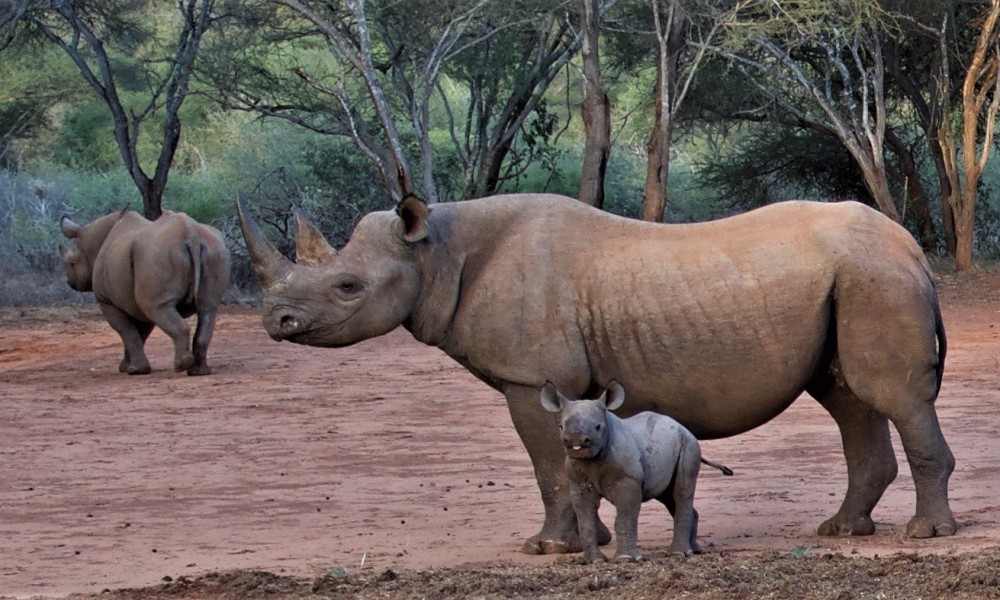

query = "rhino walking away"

[60,209,230,376]
[540,380,732,562]
[237,193,955,554]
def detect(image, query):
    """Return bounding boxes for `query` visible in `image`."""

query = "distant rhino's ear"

[602,380,626,411]
[396,194,431,242]
[539,381,563,413]
[60,215,81,239]
[293,209,337,266]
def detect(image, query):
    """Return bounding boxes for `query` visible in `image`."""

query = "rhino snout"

[263,308,307,341]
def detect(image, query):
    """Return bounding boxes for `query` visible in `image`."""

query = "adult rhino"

[237,193,955,553]
[60,209,230,376]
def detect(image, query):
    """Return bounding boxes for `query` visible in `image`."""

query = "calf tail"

[701,458,733,476]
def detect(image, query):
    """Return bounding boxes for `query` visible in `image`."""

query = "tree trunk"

[577,0,610,209]
[884,129,935,251]
[641,0,683,223]
[642,92,671,222]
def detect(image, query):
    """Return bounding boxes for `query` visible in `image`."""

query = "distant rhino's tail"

[186,228,202,305]
[701,458,733,476]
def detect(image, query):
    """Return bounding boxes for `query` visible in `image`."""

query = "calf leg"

[570,484,607,563]
[505,385,611,554]
[607,479,644,562]
[100,303,152,375]
[659,447,701,556]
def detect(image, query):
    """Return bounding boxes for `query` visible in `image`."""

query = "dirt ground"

[1,270,999,600]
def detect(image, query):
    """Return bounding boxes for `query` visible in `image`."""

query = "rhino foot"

[186,364,212,376]
[817,514,876,536]
[614,552,645,563]
[126,364,152,375]
[174,353,196,373]
[906,515,957,538]
[521,520,612,555]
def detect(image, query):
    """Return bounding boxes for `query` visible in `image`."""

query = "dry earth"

[0,270,999,599]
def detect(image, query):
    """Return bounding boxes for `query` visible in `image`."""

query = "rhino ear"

[396,194,431,242]
[60,215,81,239]
[602,380,626,411]
[58,244,68,259]
[539,381,563,413]
[293,209,337,266]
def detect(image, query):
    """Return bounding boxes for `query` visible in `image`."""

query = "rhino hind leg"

[659,448,701,556]
[186,308,219,376]
[505,385,611,555]
[146,303,196,373]
[100,303,152,375]
[808,370,897,536]
[820,273,955,538]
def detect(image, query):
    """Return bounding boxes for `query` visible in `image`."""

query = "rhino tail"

[186,231,202,305]
[701,458,733,476]
[933,294,946,398]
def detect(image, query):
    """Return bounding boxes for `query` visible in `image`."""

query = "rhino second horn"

[60,215,81,239]
[235,195,292,289]
[293,209,337,266]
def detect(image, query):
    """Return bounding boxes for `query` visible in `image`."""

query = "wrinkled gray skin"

[541,381,729,562]
[60,209,230,375]
[236,193,955,555]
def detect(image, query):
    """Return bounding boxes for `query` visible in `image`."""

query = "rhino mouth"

[566,444,595,459]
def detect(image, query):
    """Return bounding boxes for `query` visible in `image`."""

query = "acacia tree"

[205,0,579,204]
[720,0,902,222]
[2,0,219,219]
[577,0,611,208]
[934,0,1000,271]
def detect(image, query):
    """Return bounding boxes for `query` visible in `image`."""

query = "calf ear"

[396,194,431,242]
[58,245,68,259]
[602,380,626,411]
[60,215,81,239]
[539,381,563,413]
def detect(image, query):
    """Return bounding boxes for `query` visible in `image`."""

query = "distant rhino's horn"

[235,195,292,289]
[293,209,337,266]
[60,215,81,239]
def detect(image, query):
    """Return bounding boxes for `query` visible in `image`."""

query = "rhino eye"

[595,424,602,431]
[334,278,362,295]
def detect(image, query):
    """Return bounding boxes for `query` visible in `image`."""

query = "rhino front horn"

[235,195,292,289]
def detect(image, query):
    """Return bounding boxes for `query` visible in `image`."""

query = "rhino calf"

[59,208,230,376]
[540,380,732,563]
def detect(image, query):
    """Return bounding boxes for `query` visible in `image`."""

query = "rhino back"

[93,212,220,320]
[620,412,693,500]
[417,196,936,437]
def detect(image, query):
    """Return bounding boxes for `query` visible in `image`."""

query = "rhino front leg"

[100,303,152,375]
[809,377,898,536]
[608,479,644,562]
[505,385,611,554]
[570,483,607,563]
